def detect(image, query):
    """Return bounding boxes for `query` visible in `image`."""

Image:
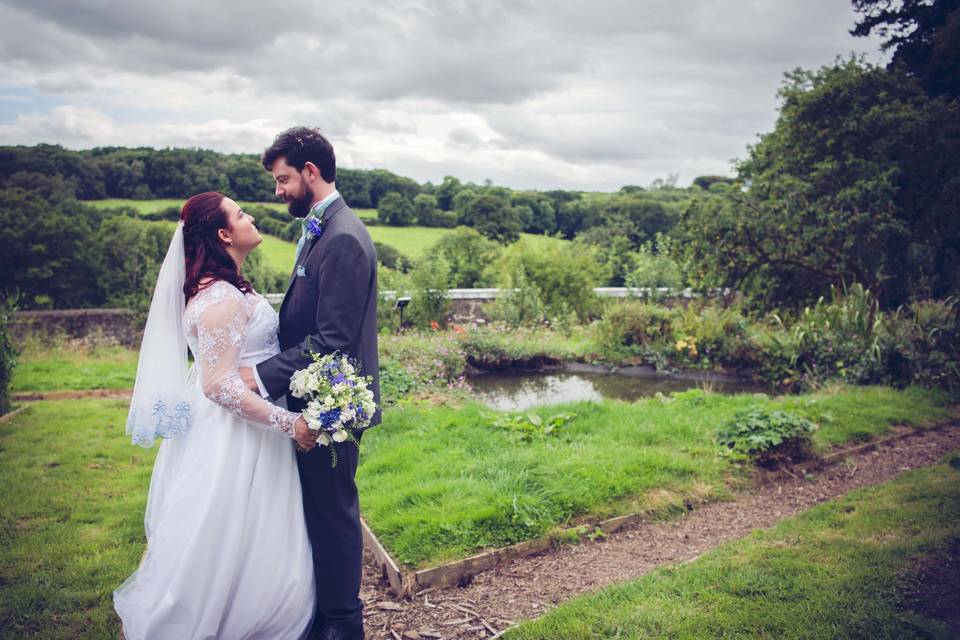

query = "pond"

[469,366,765,411]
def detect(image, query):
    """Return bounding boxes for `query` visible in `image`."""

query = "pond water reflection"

[469,371,764,411]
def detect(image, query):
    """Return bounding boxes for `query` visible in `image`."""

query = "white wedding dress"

[115,280,315,639]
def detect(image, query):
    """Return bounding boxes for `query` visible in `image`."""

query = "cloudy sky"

[0,1,885,191]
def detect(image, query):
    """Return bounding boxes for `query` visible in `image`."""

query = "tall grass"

[357,385,950,567]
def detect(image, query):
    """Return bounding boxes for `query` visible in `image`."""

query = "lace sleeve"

[190,284,300,438]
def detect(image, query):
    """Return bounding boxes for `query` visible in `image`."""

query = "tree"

[413,193,439,226]
[377,192,415,226]
[692,175,734,191]
[367,169,420,207]
[680,59,960,309]
[852,0,960,100]
[511,191,557,234]
[425,227,501,287]
[459,192,522,244]
[228,158,274,201]
[0,188,106,308]
[556,198,603,239]
[434,175,463,211]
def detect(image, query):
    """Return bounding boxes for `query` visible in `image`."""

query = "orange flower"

[452,324,466,334]
[430,320,440,331]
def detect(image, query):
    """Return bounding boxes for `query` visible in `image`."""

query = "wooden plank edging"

[0,405,29,424]
[360,517,404,595]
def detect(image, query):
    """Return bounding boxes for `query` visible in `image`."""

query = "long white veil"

[126,222,192,447]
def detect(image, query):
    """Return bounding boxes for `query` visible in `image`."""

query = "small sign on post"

[394,296,411,331]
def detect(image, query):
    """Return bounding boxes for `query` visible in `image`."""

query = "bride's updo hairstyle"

[180,191,253,302]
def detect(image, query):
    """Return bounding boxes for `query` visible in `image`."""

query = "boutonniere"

[305,215,324,241]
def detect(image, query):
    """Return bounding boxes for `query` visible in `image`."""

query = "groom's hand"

[293,417,317,451]
[237,367,259,393]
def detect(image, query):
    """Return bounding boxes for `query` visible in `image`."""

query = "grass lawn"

[10,340,138,393]
[507,451,960,639]
[357,384,951,567]
[0,388,952,637]
[0,399,156,639]
[253,226,568,270]
[255,233,297,275]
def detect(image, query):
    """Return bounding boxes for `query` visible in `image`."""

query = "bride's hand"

[293,417,317,451]
[237,367,259,393]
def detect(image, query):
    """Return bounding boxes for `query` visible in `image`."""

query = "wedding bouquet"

[289,351,376,466]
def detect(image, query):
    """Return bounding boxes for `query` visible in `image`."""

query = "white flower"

[332,429,349,443]
[289,369,311,398]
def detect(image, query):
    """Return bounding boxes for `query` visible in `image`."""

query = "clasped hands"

[238,366,317,452]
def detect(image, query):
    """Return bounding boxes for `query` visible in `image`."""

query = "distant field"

[85,199,567,270]
[256,233,296,273]
[85,198,377,220]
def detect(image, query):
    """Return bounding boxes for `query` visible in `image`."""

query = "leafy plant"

[715,407,817,468]
[492,411,576,442]
[593,300,673,356]
[0,294,18,414]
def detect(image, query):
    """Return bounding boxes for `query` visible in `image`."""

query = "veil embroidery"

[125,222,192,447]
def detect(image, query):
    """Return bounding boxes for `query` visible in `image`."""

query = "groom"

[239,126,380,640]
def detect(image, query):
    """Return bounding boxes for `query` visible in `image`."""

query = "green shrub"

[670,301,752,369]
[489,266,547,327]
[376,264,412,333]
[424,227,500,288]
[376,256,452,331]
[406,255,452,329]
[0,295,17,415]
[593,300,673,354]
[748,284,885,390]
[374,242,409,271]
[879,298,960,392]
[491,238,607,323]
[715,407,817,467]
[625,234,682,288]
[378,359,418,405]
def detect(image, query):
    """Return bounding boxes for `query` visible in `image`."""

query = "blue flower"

[319,408,341,429]
[306,216,324,240]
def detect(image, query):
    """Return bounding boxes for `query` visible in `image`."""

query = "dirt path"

[357,423,960,639]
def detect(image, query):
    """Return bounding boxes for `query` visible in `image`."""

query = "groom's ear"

[303,161,319,181]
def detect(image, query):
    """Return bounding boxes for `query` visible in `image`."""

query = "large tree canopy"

[680,58,960,310]
[851,0,960,100]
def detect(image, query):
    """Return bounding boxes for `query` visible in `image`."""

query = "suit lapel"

[280,196,347,304]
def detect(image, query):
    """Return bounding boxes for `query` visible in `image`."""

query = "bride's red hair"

[180,192,253,302]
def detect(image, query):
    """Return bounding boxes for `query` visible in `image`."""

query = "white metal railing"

[264,287,730,305]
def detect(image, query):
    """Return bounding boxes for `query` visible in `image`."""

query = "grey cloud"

[0,0,885,189]
[5,0,319,52]
[448,127,484,148]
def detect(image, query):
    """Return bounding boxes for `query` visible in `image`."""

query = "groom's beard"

[287,184,315,219]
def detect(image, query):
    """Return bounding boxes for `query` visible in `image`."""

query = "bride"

[114,192,317,639]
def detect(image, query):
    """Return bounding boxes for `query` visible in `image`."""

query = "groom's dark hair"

[262,126,336,183]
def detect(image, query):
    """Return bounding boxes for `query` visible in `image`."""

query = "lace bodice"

[184,280,299,438]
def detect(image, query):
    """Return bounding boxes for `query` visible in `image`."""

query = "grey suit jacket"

[256,196,381,427]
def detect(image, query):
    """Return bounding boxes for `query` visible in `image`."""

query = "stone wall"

[11,309,144,348]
